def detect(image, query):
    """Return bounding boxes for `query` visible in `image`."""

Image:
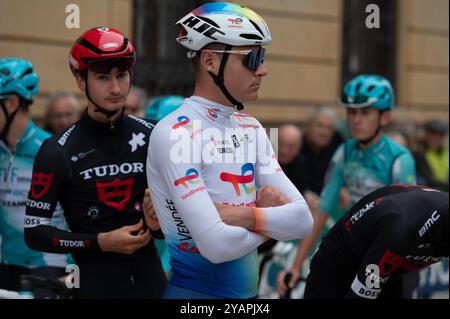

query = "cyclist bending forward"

[304,184,448,299]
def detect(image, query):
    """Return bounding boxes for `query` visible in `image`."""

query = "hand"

[256,185,289,208]
[303,191,320,211]
[276,270,299,297]
[143,188,160,231]
[214,203,255,230]
[339,187,351,210]
[98,219,151,254]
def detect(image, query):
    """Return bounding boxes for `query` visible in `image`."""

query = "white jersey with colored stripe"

[146,96,312,298]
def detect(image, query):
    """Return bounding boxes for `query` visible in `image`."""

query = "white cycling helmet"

[176,2,271,52]
[176,2,271,111]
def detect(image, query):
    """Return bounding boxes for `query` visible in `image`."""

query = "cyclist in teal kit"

[277,74,417,296]
[0,58,68,296]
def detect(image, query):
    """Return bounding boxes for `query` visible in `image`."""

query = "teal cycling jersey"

[0,121,68,268]
[319,135,416,215]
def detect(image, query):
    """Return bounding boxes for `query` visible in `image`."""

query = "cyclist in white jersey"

[146,2,313,299]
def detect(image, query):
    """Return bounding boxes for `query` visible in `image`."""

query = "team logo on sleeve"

[30,172,53,199]
[220,163,255,196]
[96,178,134,211]
[52,238,92,248]
[174,169,205,200]
[174,168,200,188]
[172,116,192,129]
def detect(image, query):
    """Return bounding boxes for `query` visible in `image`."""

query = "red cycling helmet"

[69,27,135,75]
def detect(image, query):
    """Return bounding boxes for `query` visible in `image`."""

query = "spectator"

[44,91,80,134]
[277,124,303,190]
[299,107,344,211]
[124,85,147,117]
[414,119,449,191]
[257,124,303,254]
[385,131,408,147]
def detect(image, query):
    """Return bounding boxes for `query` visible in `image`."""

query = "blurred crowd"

[41,88,449,197]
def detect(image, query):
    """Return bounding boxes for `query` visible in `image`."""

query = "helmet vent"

[239,34,263,40]
[78,38,107,54]
[23,68,33,77]
[0,68,10,76]
[119,38,129,52]
[249,20,264,37]
[198,16,220,28]
[367,85,375,92]
[178,25,188,37]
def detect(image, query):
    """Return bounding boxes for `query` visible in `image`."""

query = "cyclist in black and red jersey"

[304,184,448,299]
[24,27,166,298]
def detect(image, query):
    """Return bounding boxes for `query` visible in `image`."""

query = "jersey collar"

[188,96,235,125]
[11,120,36,153]
[80,109,125,132]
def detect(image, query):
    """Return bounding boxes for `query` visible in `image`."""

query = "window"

[341,0,397,89]
[132,0,207,96]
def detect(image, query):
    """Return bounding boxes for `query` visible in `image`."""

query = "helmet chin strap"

[0,99,20,146]
[207,45,245,111]
[84,70,132,120]
[357,111,384,146]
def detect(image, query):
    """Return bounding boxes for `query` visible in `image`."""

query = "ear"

[199,50,220,74]
[5,95,21,113]
[75,72,86,92]
[380,110,391,126]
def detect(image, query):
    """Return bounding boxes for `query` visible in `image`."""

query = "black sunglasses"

[205,47,266,71]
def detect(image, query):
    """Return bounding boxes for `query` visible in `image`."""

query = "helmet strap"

[0,98,20,146]
[357,110,384,146]
[207,45,245,111]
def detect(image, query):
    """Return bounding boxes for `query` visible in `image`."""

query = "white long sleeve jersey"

[146,96,312,298]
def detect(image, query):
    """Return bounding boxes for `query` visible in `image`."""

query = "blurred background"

[0,0,448,127]
[1,0,448,298]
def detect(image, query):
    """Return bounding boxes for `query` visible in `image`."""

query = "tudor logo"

[96,178,133,211]
[30,172,53,199]
[79,162,144,180]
